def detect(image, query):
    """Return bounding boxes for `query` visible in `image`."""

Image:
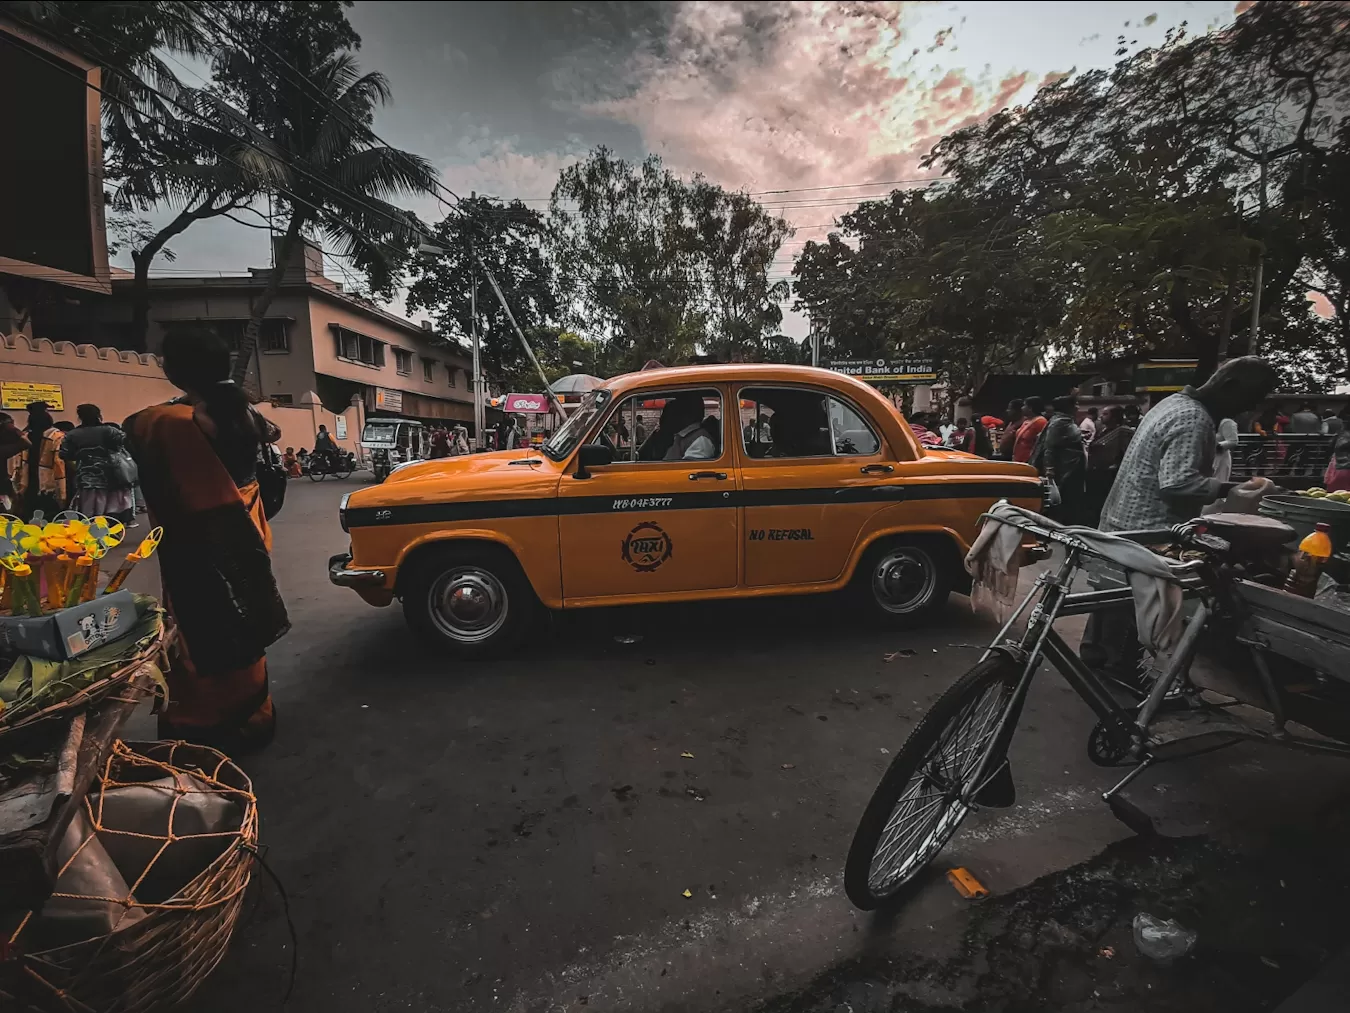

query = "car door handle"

[860,464,894,474]
[688,471,728,480]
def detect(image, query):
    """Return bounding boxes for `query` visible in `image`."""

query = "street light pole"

[469,192,485,450]
[471,258,485,450]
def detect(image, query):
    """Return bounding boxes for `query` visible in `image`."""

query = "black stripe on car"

[341,482,1037,528]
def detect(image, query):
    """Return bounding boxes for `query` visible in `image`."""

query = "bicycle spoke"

[867,675,1015,894]
[872,797,947,874]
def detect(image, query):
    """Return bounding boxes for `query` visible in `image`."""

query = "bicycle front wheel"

[845,652,1020,909]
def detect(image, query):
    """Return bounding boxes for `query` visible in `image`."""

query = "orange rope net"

[1,741,258,1013]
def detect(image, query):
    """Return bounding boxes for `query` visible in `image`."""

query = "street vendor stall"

[0,515,257,1013]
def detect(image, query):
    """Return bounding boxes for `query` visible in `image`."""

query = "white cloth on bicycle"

[964,501,1186,652]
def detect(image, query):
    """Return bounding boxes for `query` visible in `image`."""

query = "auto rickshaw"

[362,417,427,482]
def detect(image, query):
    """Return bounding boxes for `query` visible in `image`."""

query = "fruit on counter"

[1330,490,1350,502]
[1305,488,1328,497]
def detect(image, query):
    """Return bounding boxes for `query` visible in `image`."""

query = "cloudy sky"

[130,0,1242,335]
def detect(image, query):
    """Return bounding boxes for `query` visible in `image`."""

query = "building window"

[394,348,412,375]
[332,325,385,367]
[422,357,434,382]
[260,319,289,353]
[448,368,457,388]
[269,393,294,406]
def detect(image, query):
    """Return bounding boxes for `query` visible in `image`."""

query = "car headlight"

[339,492,350,532]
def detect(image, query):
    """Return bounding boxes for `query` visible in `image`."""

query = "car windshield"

[362,423,398,442]
[542,390,610,460]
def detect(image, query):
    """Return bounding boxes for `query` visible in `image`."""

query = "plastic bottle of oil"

[1284,522,1333,598]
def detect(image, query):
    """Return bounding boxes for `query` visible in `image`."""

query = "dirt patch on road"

[751,799,1350,1012]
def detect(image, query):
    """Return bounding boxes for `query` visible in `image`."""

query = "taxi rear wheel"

[855,538,953,628]
[402,544,534,657]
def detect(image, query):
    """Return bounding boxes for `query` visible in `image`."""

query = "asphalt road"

[132,477,1350,1013]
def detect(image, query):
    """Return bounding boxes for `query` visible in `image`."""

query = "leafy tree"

[548,149,705,374]
[406,197,561,393]
[687,182,793,362]
[548,148,793,374]
[796,1,1350,387]
[209,1,438,389]
[792,187,1060,395]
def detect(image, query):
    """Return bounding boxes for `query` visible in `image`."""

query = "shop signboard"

[1,382,64,410]
[504,393,550,414]
[374,387,403,412]
[1133,360,1197,393]
[827,357,937,383]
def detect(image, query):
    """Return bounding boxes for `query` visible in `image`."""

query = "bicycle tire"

[844,651,1020,910]
[309,467,326,482]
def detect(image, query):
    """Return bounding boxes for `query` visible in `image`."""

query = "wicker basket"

[2,741,258,1013]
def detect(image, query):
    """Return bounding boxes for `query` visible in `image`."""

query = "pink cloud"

[584,1,1042,230]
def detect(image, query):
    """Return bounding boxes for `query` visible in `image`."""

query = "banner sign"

[374,387,403,412]
[335,416,348,439]
[1,382,64,410]
[827,357,937,383]
[504,393,550,414]
[1133,360,1197,393]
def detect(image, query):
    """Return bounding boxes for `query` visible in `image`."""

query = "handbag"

[252,413,287,520]
[109,448,139,488]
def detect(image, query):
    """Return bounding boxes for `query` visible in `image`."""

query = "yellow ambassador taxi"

[330,364,1041,656]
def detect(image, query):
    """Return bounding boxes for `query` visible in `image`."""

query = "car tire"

[401,543,535,658]
[852,536,953,628]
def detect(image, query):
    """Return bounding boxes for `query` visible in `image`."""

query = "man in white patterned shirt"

[1098,357,1277,533]
[1084,356,1277,683]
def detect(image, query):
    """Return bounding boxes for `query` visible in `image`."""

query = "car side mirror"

[574,442,613,479]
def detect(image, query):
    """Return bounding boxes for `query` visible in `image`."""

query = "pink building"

[34,239,479,433]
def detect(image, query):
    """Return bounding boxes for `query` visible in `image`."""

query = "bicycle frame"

[960,516,1350,809]
[961,523,1214,807]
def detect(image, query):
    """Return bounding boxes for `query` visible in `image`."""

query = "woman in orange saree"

[125,330,289,753]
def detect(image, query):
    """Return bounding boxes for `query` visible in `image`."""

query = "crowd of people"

[0,400,142,525]
[910,381,1350,527]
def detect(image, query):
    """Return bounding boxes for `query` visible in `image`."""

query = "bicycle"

[308,449,353,482]
[844,503,1350,910]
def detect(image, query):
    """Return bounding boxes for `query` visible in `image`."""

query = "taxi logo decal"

[622,521,673,572]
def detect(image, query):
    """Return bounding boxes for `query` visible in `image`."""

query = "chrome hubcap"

[429,567,509,643]
[872,548,936,614]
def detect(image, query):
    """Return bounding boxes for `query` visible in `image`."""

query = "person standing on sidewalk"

[0,413,28,513]
[1082,357,1278,684]
[61,404,136,523]
[125,330,288,754]
[12,402,65,520]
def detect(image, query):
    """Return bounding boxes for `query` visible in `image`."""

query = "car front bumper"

[328,552,394,606]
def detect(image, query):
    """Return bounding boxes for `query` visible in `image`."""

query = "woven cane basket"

[2,740,258,1013]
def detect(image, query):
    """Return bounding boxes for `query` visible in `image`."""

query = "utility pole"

[470,192,485,450]
[1248,254,1264,356]
[477,255,567,416]
[1248,152,1268,356]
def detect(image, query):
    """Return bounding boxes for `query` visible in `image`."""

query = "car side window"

[829,397,881,455]
[740,387,879,459]
[600,388,724,463]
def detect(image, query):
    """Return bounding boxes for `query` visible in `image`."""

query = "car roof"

[602,363,885,401]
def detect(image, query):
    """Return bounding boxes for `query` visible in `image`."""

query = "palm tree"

[211,23,438,389]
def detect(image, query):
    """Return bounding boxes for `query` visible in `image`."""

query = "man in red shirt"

[1012,396,1047,463]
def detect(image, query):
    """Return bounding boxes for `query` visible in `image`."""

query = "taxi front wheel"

[401,544,534,657]
[855,538,953,627]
